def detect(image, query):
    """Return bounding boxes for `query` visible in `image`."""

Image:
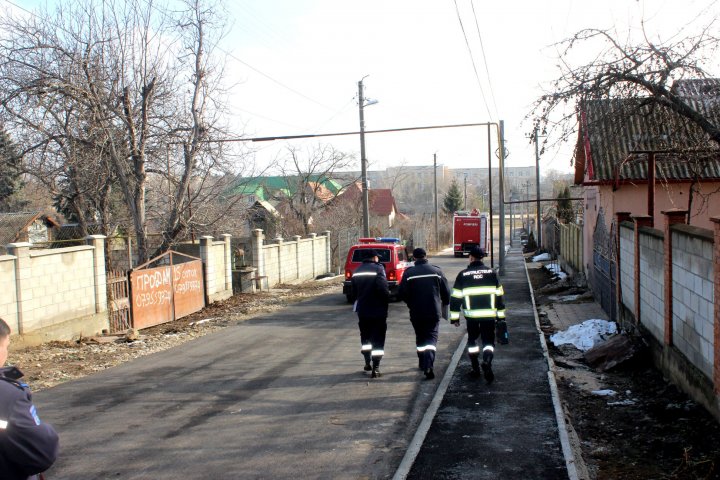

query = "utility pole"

[524,180,531,233]
[358,78,370,237]
[434,153,439,251]
[534,127,544,249]
[463,173,468,210]
[487,124,494,268]
[498,120,506,274]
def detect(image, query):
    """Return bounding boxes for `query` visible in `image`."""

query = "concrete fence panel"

[619,224,635,314]
[638,229,665,343]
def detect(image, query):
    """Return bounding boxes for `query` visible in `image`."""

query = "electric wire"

[453,0,494,121]
[470,0,500,120]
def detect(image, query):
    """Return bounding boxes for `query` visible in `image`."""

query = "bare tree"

[531,21,720,147]
[271,144,356,236]
[0,0,248,262]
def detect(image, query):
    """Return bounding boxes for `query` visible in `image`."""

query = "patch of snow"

[532,253,551,262]
[549,319,618,351]
[608,399,636,406]
[591,389,617,396]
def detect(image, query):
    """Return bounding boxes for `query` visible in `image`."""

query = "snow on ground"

[550,319,618,351]
[545,263,568,280]
[532,253,551,262]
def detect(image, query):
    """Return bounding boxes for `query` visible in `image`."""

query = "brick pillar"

[631,215,653,324]
[615,212,632,324]
[221,234,232,292]
[252,229,265,291]
[86,235,108,314]
[710,216,720,393]
[6,242,31,335]
[662,209,688,346]
[200,236,214,300]
[292,235,302,281]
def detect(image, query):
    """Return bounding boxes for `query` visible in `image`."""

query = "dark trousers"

[467,320,495,367]
[411,316,440,371]
[358,316,387,367]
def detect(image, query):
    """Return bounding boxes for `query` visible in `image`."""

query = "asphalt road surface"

[37,253,466,480]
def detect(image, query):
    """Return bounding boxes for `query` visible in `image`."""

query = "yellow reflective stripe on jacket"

[463,308,497,318]
[462,286,497,296]
[451,288,464,299]
[449,311,460,320]
[497,310,506,318]
[496,285,505,296]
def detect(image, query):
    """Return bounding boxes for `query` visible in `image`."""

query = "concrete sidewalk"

[399,246,577,480]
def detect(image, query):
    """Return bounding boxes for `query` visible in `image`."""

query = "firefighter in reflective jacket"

[398,247,450,380]
[0,317,59,480]
[350,250,390,378]
[449,246,506,383]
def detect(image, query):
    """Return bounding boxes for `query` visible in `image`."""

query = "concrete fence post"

[324,231,332,275]
[292,235,302,280]
[662,209,688,346]
[275,236,284,284]
[615,212,632,325]
[200,236,214,300]
[631,215,653,325]
[6,242,31,335]
[309,233,317,279]
[221,234,232,292]
[86,235,108,314]
[711,216,720,394]
[252,229,265,291]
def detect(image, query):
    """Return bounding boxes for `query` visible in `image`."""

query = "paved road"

[37,254,466,479]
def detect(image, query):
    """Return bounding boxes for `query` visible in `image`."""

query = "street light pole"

[358,78,370,237]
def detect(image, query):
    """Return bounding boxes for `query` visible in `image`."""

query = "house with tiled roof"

[573,78,720,316]
[0,211,60,253]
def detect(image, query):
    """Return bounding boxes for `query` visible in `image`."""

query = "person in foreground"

[449,246,506,383]
[351,250,390,378]
[398,247,451,380]
[0,317,59,480]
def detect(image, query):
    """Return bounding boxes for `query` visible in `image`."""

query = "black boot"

[481,350,494,384]
[424,368,435,380]
[469,354,481,378]
[371,366,382,378]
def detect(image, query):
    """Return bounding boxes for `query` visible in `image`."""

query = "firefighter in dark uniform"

[449,246,506,383]
[398,248,451,380]
[0,317,59,480]
[350,250,390,378]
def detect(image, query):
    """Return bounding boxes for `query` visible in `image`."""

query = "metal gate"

[129,251,205,329]
[107,270,131,333]
[592,210,616,321]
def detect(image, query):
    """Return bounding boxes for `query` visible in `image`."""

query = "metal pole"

[498,120,506,274]
[487,124,494,268]
[463,174,467,210]
[358,79,370,237]
[434,153,439,251]
[534,127,542,249]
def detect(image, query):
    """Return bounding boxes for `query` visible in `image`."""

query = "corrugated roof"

[580,83,720,182]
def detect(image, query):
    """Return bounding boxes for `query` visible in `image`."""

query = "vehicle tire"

[346,293,355,304]
[454,252,463,258]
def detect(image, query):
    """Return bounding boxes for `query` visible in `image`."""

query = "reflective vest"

[449,261,506,321]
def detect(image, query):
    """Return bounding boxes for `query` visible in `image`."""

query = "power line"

[470,0,500,120]
[452,0,493,120]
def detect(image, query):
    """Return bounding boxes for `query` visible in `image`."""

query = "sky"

[8,0,720,176]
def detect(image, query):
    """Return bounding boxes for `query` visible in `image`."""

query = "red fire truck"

[452,209,489,258]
